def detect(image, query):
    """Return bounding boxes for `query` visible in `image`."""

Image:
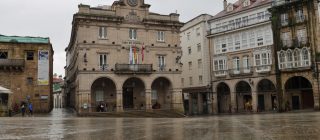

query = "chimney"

[224,0,227,11]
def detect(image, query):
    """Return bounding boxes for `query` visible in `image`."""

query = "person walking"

[21,103,26,117]
[28,103,33,116]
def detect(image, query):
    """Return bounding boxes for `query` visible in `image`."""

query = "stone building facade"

[65,0,184,114]
[180,14,213,115]
[0,35,53,113]
[270,0,320,111]
[207,0,277,114]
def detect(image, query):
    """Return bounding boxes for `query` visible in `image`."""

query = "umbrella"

[0,86,12,94]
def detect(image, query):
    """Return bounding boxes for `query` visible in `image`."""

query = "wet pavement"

[1,109,320,140]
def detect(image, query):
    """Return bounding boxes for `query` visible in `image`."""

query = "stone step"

[78,110,186,118]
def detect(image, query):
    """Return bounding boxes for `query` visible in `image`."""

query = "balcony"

[214,70,228,77]
[0,59,25,70]
[208,15,270,35]
[256,65,271,73]
[115,64,153,74]
[229,67,254,77]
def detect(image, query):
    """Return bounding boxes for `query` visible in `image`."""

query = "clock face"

[128,0,138,7]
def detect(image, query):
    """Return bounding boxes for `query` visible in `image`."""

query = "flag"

[133,46,136,64]
[141,43,145,63]
[129,45,133,64]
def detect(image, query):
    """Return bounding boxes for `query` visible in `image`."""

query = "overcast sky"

[0,0,236,76]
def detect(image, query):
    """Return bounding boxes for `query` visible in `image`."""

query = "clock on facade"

[128,0,138,7]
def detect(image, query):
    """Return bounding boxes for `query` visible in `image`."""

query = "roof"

[212,0,271,20]
[0,34,50,44]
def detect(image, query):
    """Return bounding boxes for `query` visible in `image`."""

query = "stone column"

[197,93,203,114]
[251,91,258,112]
[171,89,184,113]
[313,87,320,110]
[116,90,123,112]
[188,93,192,115]
[230,92,237,113]
[145,89,152,111]
[211,92,218,114]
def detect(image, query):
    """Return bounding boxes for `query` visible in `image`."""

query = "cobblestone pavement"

[1,109,320,140]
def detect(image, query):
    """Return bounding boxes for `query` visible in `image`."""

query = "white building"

[207,0,277,113]
[180,14,213,115]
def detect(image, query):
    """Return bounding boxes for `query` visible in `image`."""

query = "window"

[265,29,272,45]
[257,12,265,21]
[293,49,301,67]
[27,77,33,85]
[214,59,227,75]
[242,32,248,48]
[189,77,193,85]
[188,61,192,70]
[302,48,310,67]
[234,34,241,50]
[95,90,104,102]
[281,32,291,47]
[0,52,8,59]
[233,57,240,73]
[196,28,201,36]
[243,0,250,7]
[99,54,107,70]
[235,18,241,28]
[242,16,248,26]
[129,29,137,40]
[99,27,107,39]
[254,51,271,72]
[199,75,203,84]
[279,51,286,69]
[227,36,233,51]
[297,29,307,45]
[197,43,201,52]
[198,59,202,69]
[243,56,250,70]
[287,50,293,68]
[255,54,261,66]
[257,30,264,46]
[221,37,227,52]
[188,47,192,55]
[158,55,165,71]
[187,32,190,40]
[249,31,255,48]
[296,9,304,23]
[157,31,165,42]
[281,13,288,26]
[26,51,34,60]
[229,20,235,29]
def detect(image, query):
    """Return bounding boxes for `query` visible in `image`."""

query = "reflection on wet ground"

[1,109,320,140]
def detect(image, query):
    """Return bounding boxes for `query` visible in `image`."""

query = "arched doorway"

[285,76,314,110]
[217,82,231,113]
[257,79,276,111]
[151,77,172,109]
[123,77,145,110]
[91,77,116,112]
[236,81,252,112]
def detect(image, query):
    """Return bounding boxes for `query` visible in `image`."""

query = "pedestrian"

[28,103,33,116]
[21,103,26,117]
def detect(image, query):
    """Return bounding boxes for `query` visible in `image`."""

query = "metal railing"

[115,64,152,74]
[214,70,228,77]
[256,65,271,73]
[0,59,25,67]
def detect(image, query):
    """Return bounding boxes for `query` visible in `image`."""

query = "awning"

[0,86,12,94]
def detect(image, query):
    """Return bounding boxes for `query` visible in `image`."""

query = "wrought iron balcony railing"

[115,64,153,74]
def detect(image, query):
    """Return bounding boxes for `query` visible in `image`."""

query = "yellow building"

[0,35,53,113]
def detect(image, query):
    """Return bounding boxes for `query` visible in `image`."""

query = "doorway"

[292,96,300,110]
[123,87,134,109]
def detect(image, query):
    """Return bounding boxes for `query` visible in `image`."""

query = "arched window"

[293,49,301,67]
[279,51,286,69]
[287,50,293,68]
[302,48,310,67]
